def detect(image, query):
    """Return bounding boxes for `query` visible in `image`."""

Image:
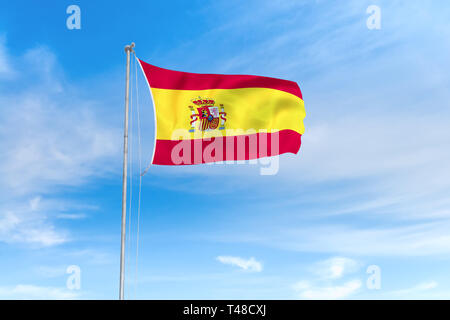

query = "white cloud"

[0,93,120,195]
[209,219,450,257]
[0,284,80,299]
[0,37,121,247]
[293,256,361,299]
[35,265,67,278]
[0,209,67,246]
[56,213,87,220]
[365,280,450,299]
[416,281,439,290]
[0,211,21,234]
[293,279,361,300]
[15,226,66,246]
[65,249,113,265]
[272,220,450,256]
[313,257,359,280]
[216,256,263,272]
[388,281,438,298]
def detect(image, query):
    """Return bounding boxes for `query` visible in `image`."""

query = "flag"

[137,59,305,165]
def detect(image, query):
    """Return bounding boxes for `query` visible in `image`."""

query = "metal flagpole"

[120,42,135,300]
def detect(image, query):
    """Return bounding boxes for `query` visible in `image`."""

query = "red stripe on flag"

[152,129,301,165]
[138,59,303,100]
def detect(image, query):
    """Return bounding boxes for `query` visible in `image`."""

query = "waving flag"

[138,59,305,165]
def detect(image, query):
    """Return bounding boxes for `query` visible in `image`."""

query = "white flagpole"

[120,42,135,300]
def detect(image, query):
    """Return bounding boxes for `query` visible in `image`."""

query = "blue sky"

[1,0,450,299]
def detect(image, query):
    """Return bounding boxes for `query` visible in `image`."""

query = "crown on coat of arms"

[192,99,215,106]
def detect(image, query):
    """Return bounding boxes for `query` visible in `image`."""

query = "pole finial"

[124,42,135,53]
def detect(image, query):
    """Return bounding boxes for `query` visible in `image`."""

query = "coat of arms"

[189,98,227,132]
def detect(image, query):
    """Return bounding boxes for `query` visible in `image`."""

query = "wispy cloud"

[0,201,67,246]
[293,279,361,300]
[0,284,80,299]
[55,213,87,220]
[389,281,438,297]
[0,39,121,196]
[0,37,121,247]
[65,249,114,266]
[34,265,68,278]
[371,281,448,299]
[312,257,360,280]
[293,256,362,299]
[210,219,450,257]
[216,256,263,272]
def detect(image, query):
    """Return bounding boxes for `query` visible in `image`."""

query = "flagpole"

[120,42,135,300]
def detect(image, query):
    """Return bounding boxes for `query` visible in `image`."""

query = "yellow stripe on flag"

[151,87,305,140]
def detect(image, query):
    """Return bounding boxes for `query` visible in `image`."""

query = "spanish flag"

[138,59,305,165]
